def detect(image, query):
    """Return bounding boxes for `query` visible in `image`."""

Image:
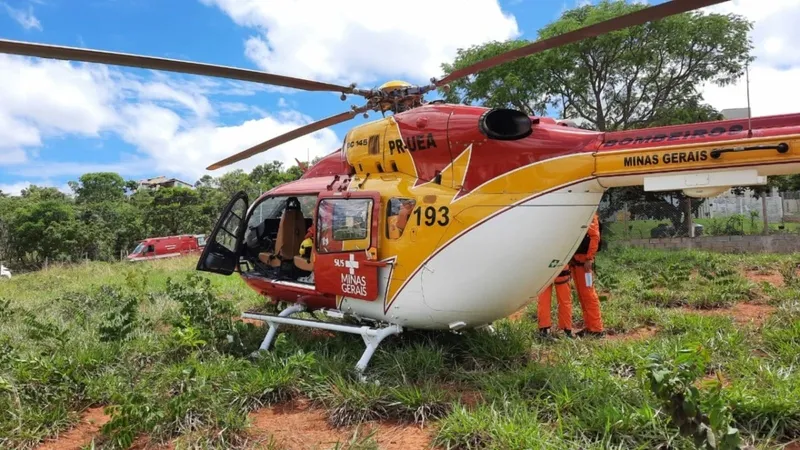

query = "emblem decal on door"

[335,254,368,296]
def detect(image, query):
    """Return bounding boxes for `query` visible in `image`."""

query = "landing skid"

[243,305,403,377]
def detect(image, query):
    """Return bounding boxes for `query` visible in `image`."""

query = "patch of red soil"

[731,303,777,326]
[606,326,658,342]
[36,407,110,450]
[129,435,174,450]
[743,269,784,287]
[245,398,436,450]
[784,441,800,450]
[681,302,776,327]
[238,317,265,326]
[457,390,484,409]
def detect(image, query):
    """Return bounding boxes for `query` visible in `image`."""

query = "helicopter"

[3,0,799,374]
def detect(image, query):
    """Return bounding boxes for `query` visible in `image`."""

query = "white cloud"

[702,65,800,117]
[0,55,118,145]
[0,180,71,197]
[199,0,520,86]
[2,2,42,31]
[0,181,34,196]
[118,105,340,182]
[699,0,800,116]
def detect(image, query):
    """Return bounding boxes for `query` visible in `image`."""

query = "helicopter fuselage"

[201,103,800,330]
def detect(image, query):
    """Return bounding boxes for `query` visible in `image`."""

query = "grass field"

[606,218,800,241]
[1,247,799,449]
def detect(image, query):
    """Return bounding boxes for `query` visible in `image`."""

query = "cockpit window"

[244,195,317,244]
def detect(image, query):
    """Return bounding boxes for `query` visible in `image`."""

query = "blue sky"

[0,0,796,195]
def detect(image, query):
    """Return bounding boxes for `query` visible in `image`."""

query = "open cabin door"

[313,191,382,301]
[196,191,248,275]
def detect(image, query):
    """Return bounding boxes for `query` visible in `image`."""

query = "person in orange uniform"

[537,265,573,337]
[570,212,604,337]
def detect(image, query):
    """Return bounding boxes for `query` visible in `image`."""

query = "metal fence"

[598,189,800,242]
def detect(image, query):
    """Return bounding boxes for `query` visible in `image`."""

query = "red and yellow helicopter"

[4,0,800,373]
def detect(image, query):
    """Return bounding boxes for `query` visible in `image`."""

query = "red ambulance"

[126,234,206,262]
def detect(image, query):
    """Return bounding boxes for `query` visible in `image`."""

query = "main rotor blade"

[437,0,729,86]
[0,39,355,93]
[206,109,363,170]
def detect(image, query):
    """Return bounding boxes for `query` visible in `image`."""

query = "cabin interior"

[242,195,317,284]
[238,193,416,287]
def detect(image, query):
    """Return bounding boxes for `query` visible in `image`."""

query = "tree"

[21,185,68,201]
[441,40,550,115]
[70,172,127,204]
[8,199,83,267]
[536,0,752,131]
[442,0,752,132]
[147,187,205,236]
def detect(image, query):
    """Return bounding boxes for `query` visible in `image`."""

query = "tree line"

[3,0,799,269]
[0,162,304,270]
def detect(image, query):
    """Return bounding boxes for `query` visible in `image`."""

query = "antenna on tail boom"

[746,61,753,138]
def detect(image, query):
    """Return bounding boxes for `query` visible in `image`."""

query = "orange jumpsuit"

[538,265,573,331]
[570,213,604,333]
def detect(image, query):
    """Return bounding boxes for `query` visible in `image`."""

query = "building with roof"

[137,176,193,191]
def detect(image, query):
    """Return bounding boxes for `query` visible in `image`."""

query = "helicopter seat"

[261,206,305,267]
[293,255,313,272]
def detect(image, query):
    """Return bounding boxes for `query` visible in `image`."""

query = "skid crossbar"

[243,310,402,374]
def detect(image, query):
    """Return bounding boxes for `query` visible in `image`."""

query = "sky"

[1,0,799,196]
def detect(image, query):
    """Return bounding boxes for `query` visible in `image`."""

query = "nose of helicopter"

[386,182,604,330]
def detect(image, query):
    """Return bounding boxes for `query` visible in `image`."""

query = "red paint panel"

[314,252,379,300]
[598,113,800,152]
[393,106,452,183]
[446,106,602,194]
[302,149,350,178]
[312,191,382,301]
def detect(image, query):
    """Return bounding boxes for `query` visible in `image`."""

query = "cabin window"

[243,194,316,246]
[386,198,416,239]
[316,198,372,254]
[146,245,155,254]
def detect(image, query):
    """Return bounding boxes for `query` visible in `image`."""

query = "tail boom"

[593,113,800,189]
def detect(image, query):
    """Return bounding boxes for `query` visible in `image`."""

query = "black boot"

[539,327,551,337]
[576,329,605,338]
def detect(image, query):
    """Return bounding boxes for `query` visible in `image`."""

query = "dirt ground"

[34,399,436,450]
[35,407,110,450]
[744,269,785,287]
[244,397,436,449]
[683,302,776,327]
[606,326,659,342]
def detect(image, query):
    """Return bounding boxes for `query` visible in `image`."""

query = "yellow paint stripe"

[596,135,800,177]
